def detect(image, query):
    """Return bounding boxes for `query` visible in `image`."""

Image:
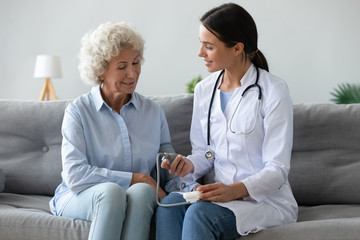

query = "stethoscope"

[205,66,262,160]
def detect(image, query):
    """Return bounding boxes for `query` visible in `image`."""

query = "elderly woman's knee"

[127,183,154,199]
[95,182,126,204]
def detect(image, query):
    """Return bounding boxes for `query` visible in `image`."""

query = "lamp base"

[39,78,57,101]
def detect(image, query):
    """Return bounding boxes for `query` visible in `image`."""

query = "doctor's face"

[198,24,235,73]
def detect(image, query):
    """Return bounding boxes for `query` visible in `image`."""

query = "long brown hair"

[200,3,269,71]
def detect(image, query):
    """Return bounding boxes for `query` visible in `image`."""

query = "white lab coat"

[182,64,298,235]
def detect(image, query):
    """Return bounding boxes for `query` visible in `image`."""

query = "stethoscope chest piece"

[205,148,215,160]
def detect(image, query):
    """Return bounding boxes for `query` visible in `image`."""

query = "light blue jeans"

[156,193,241,240]
[62,182,156,240]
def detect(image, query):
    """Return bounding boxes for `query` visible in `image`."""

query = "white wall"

[1,0,359,104]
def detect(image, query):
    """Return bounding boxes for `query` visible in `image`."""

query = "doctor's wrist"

[229,182,250,200]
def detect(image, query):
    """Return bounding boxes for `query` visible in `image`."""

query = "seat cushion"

[241,217,360,240]
[0,193,90,240]
[298,204,360,222]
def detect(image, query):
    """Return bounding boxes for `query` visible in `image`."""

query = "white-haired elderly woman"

[49,21,177,240]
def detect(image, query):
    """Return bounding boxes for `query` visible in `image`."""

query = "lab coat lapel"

[209,87,228,149]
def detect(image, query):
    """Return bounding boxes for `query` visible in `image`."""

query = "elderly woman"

[49,21,175,240]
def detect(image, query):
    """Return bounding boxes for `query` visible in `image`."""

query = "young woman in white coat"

[156,3,298,240]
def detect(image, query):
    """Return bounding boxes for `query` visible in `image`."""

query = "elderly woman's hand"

[131,173,166,200]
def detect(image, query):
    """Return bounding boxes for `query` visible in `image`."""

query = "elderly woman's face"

[100,45,141,95]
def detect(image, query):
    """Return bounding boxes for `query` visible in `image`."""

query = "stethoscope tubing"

[156,153,190,207]
[206,67,261,155]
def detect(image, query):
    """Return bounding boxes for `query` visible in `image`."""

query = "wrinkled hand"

[197,182,249,202]
[131,173,166,201]
[160,155,194,177]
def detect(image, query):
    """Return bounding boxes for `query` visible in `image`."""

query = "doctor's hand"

[197,182,249,203]
[161,155,194,177]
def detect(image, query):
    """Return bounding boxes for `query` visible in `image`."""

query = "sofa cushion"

[0,193,90,240]
[297,205,360,222]
[0,100,70,196]
[148,94,193,156]
[241,217,360,240]
[0,168,4,192]
[0,95,193,196]
[290,103,360,205]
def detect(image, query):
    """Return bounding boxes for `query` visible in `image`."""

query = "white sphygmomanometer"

[156,152,201,207]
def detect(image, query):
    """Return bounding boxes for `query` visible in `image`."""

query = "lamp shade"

[33,55,62,78]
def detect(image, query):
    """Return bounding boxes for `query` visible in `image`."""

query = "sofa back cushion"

[148,94,193,156]
[5,96,358,205]
[0,100,70,196]
[290,103,360,205]
[0,95,193,196]
[0,168,4,192]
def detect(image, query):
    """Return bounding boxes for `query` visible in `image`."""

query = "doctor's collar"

[216,64,256,90]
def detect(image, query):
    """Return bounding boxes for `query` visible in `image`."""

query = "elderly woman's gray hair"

[78,21,145,85]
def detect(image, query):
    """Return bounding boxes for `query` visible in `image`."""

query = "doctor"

[156,3,298,240]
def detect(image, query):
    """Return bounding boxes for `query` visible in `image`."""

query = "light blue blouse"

[50,85,178,215]
[220,90,233,112]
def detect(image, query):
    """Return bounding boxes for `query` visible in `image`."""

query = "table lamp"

[33,55,62,101]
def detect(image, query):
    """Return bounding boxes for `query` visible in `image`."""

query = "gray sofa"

[1,94,360,240]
